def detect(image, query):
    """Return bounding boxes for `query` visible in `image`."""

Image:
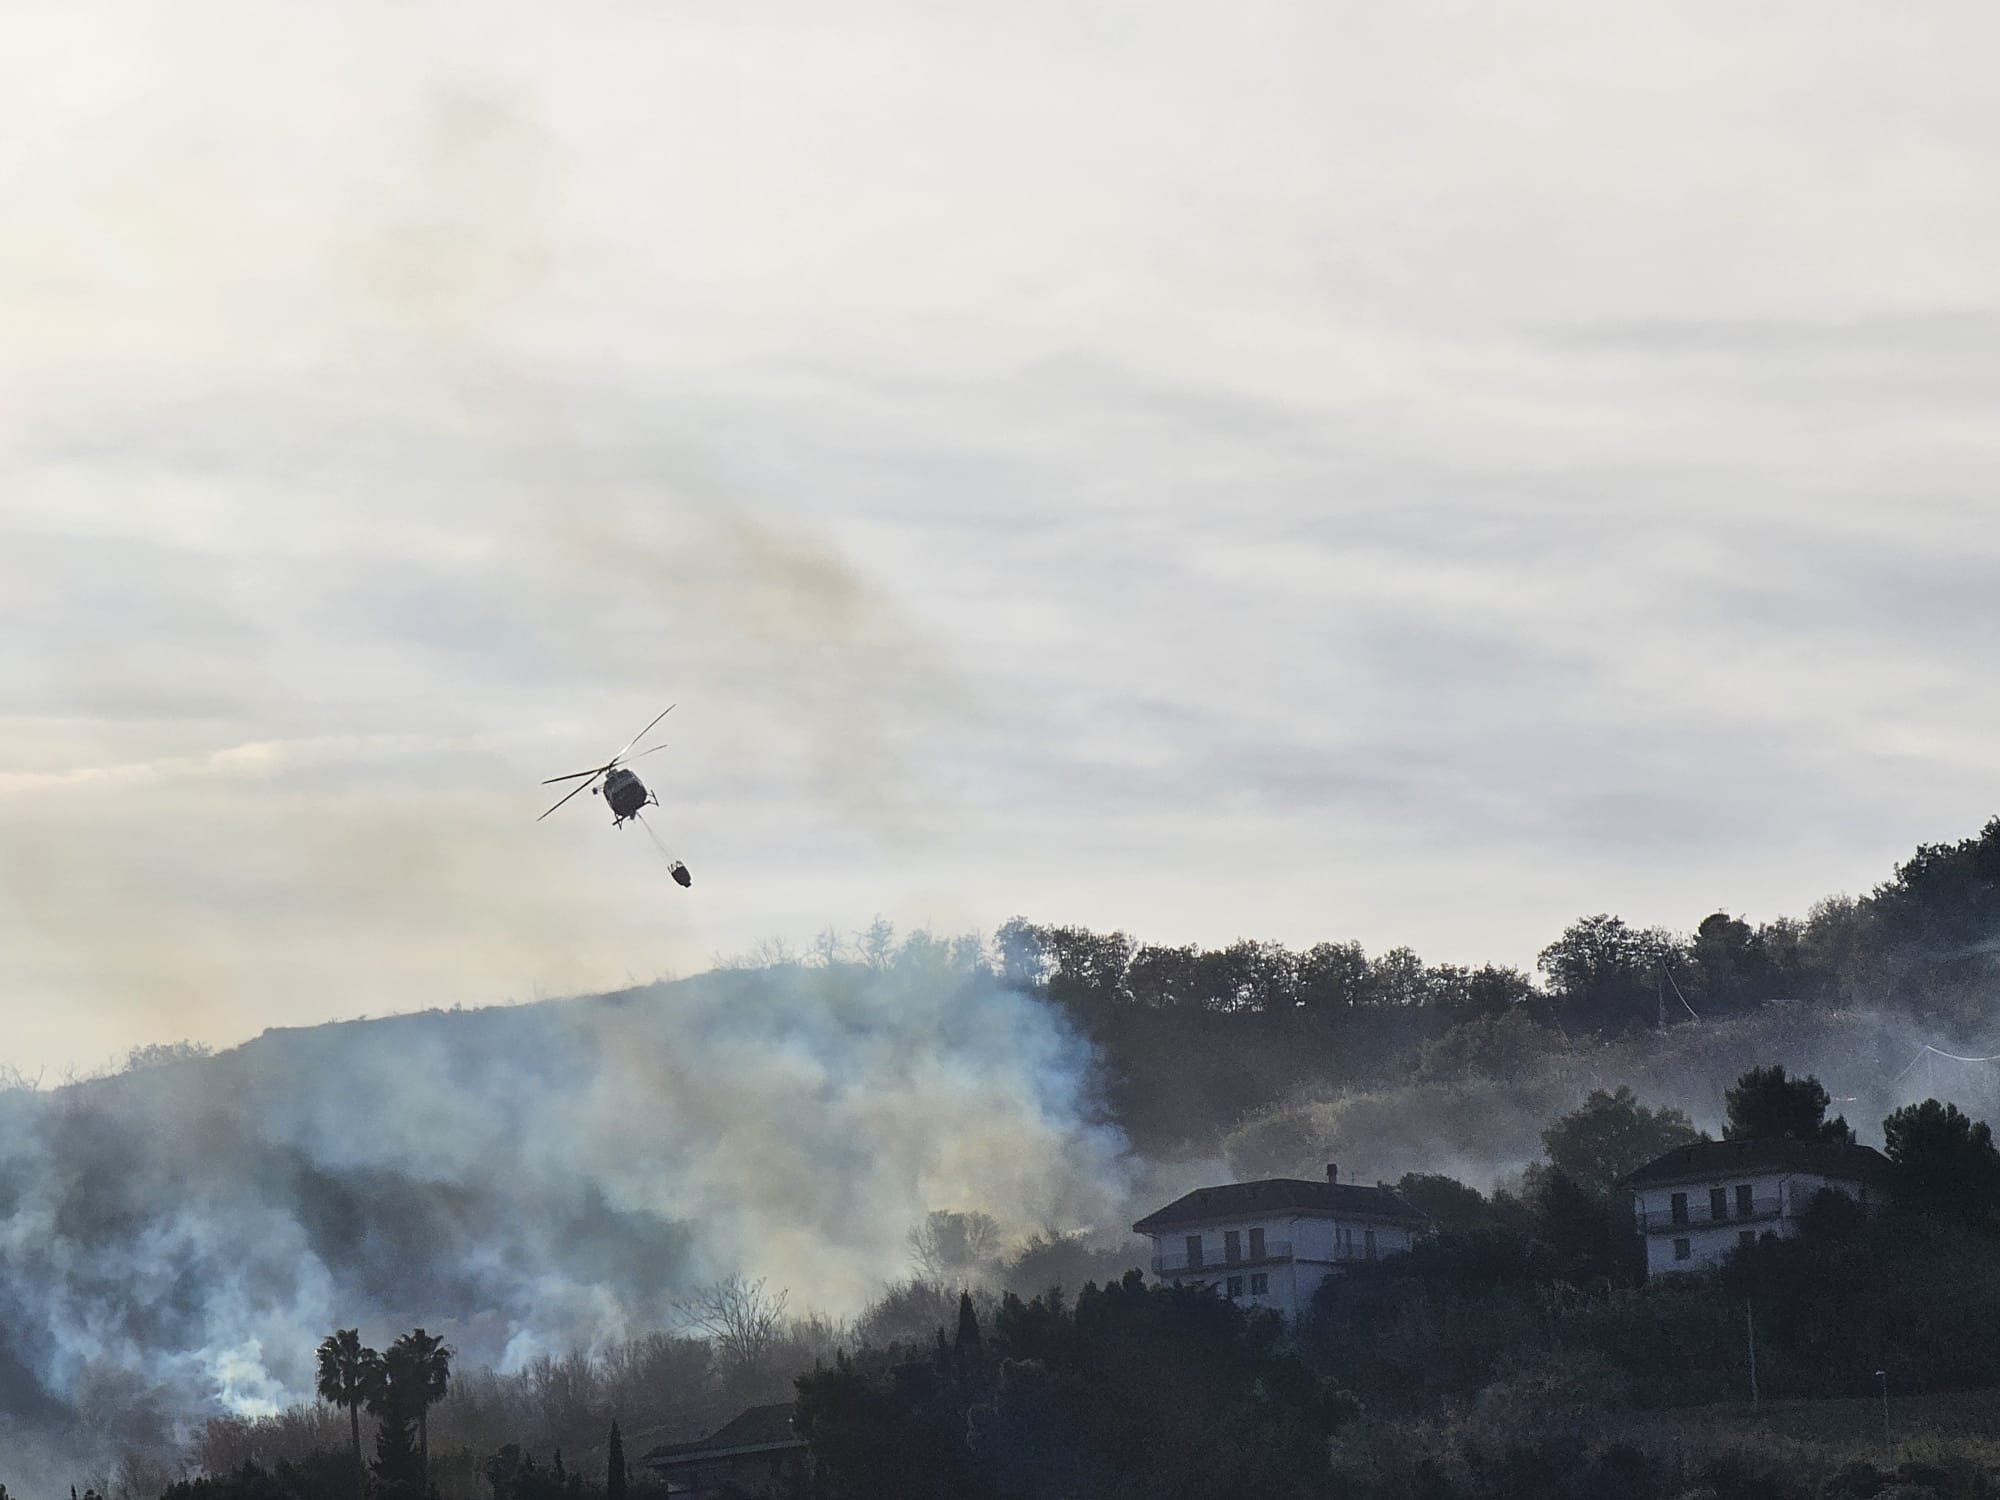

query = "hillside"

[0,960,1124,1450]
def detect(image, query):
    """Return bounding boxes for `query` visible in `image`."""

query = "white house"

[1620,1137,1891,1278]
[1131,1163,1427,1320]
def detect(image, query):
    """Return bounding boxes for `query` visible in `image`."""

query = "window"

[1738,1230,1757,1251]
[1248,1227,1266,1259]
[1224,1229,1241,1265]
[1710,1187,1729,1221]
[1364,1229,1377,1260]
[1736,1184,1754,1218]
[1185,1234,1203,1269]
[1337,1226,1353,1258]
[1673,1237,1692,1261]
[1226,1275,1244,1299]
[1250,1273,1269,1295]
[1670,1192,1689,1226]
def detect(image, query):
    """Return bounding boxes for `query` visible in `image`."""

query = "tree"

[1723,1065,1851,1143]
[677,1274,789,1372]
[908,1210,1002,1282]
[123,1039,214,1072]
[954,1289,983,1357]
[994,918,1050,990]
[1394,1173,1495,1233]
[1883,1098,2000,1225]
[1127,944,1203,1011]
[859,916,897,970]
[1296,941,1369,1011]
[1688,912,1773,1014]
[1208,940,1297,1014]
[810,925,848,966]
[368,1388,421,1500]
[1834,818,2000,1025]
[796,1348,979,1500]
[1435,962,1539,1016]
[1000,1229,1136,1296]
[893,927,953,976]
[1414,1009,1566,1084]
[314,1329,381,1500]
[1536,915,1687,1029]
[1033,925,1137,1020]
[383,1329,450,1486]
[1522,1166,1640,1286]
[606,1421,626,1500]
[803,1272,1351,1500]
[1541,1087,1705,1200]
[1366,946,1433,1007]
[853,1278,962,1350]
[1868,821,2000,952]
[485,1446,527,1500]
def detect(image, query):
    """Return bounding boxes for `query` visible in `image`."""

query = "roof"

[1619,1137,1892,1190]
[641,1402,803,1467]
[1133,1178,1426,1234]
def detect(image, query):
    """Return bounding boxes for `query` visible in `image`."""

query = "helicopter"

[537,705,692,887]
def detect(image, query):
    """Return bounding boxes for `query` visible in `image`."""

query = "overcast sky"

[6,2,2000,1071]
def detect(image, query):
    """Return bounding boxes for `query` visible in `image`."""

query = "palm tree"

[387,1327,452,1482]
[315,1329,382,1500]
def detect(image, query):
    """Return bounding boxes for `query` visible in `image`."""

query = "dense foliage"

[796,1273,1354,1500]
[1001,815,2000,1153]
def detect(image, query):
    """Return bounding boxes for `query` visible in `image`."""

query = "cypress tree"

[954,1290,983,1355]
[607,1421,627,1500]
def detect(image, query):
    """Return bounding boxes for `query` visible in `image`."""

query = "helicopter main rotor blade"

[541,763,615,785]
[536,773,603,821]
[610,704,675,765]
[627,743,671,762]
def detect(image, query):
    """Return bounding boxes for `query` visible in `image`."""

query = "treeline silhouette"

[999,815,2000,1151]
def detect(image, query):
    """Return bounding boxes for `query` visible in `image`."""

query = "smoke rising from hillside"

[0,960,1127,1458]
[1220,1003,2000,1194]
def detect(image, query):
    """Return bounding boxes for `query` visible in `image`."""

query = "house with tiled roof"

[1132,1162,1427,1320]
[639,1401,808,1498]
[1619,1136,1891,1278]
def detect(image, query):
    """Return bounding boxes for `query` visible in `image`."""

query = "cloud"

[9,0,2000,1064]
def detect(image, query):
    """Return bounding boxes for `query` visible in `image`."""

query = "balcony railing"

[1152,1239,1292,1277]
[1636,1195,1788,1234]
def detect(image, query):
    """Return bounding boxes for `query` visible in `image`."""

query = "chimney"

[1326,1163,1338,1184]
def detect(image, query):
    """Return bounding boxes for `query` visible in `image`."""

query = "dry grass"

[1615,1383,2000,1456]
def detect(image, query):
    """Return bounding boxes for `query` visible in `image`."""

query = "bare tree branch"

[907,1210,1002,1282]
[674,1275,790,1370]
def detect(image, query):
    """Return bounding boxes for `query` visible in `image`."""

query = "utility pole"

[1877,1370,1892,1461]
[1746,1301,1759,1409]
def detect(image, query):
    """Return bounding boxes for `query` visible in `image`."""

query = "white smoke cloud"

[0,959,1127,1456]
